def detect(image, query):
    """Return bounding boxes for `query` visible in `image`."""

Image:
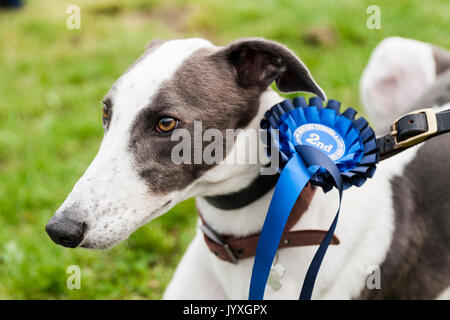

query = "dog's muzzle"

[45,215,87,248]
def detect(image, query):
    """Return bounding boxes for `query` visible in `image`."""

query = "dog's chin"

[79,240,119,250]
[78,234,128,250]
[64,205,172,251]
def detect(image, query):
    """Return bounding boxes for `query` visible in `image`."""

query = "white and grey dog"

[46,36,450,299]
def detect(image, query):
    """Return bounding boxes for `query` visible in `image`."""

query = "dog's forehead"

[109,38,215,125]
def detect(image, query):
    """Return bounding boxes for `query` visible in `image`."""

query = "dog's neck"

[194,89,327,237]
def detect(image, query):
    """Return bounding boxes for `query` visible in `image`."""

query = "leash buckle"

[200,224,238,264]
[390,108,438,149]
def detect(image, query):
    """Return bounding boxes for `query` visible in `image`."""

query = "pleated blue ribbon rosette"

[250,96,379,300]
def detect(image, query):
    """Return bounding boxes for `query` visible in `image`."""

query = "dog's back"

[360,41,450,299]
[360,133,450,299]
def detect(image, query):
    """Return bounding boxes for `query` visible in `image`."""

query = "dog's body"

[46,37,450,299]
[165,97,450,300]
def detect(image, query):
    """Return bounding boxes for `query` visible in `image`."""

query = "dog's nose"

[45,216,86,248]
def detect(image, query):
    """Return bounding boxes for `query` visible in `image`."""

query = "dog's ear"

[146,39,165,50]
[360,37,440,133]
[433,45,450,75]
[216,37,326,99]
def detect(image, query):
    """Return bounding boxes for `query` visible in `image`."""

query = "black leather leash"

[205,107,450,210]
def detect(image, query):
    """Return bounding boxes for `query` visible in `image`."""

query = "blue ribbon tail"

[248,153,318,300]
[296,145,344,300]
[256,97,378,300]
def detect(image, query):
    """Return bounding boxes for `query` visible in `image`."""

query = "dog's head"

[45,38,324,249]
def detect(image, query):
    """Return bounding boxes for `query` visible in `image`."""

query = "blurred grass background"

[0,0,448,299]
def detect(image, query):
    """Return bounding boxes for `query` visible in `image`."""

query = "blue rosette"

[260,96,379,192]
[250,96,379,301]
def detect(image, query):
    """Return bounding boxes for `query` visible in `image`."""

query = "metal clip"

[391,108,438,149]
[200,224,238,264]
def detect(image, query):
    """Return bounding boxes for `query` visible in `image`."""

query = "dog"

[46,37,450,299]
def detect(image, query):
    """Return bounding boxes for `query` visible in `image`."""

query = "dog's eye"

[156,117,178,133]
[102,104,110,124]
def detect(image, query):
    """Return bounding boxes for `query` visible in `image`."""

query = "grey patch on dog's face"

[128,47,262,193]
[129,38,325,194]
[357,133,450,299]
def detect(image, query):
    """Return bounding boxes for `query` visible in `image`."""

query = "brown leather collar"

[199,183,340,263]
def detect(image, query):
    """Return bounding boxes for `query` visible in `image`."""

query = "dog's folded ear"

[216,37,326,100]
[146,39,165,50]
[433,45,450,76]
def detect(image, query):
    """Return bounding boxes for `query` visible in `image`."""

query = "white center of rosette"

[293,123,346,161]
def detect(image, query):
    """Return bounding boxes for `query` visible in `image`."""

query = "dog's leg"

[163,227,227,299]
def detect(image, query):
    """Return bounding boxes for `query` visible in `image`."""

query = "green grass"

[0,0,448,299]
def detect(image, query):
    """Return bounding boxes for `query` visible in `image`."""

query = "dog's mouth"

[75,201,176,250]
[77,225,127,250]
[79,240,113,250]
